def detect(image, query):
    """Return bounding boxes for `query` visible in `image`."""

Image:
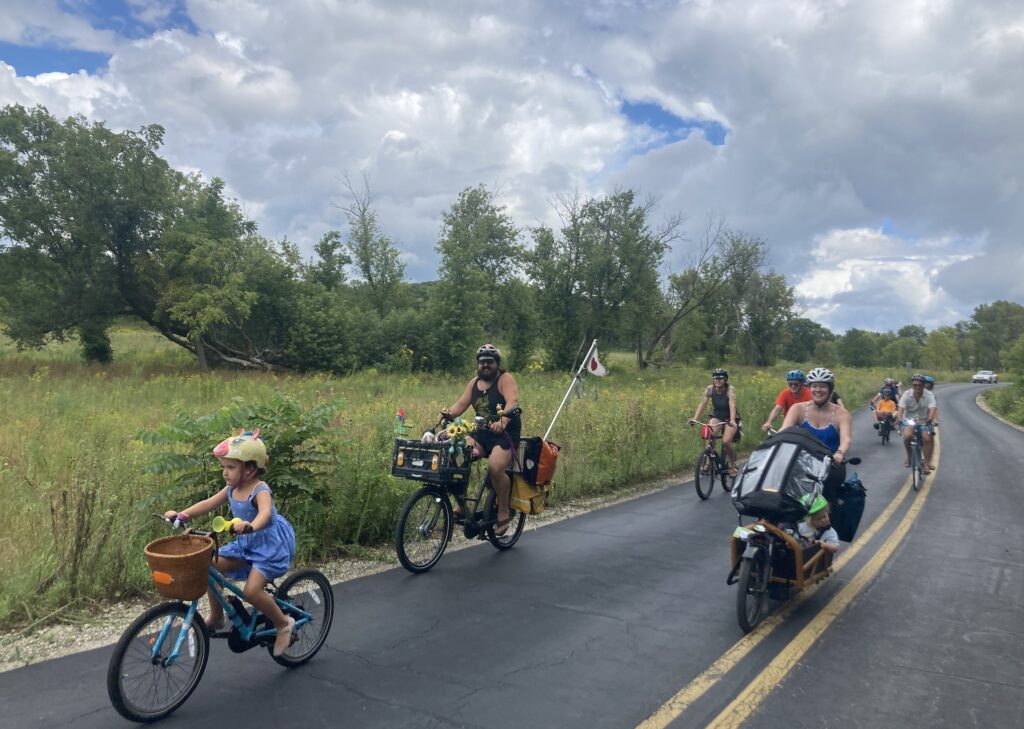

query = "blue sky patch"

[0,41,110,75]
[621,99,728,148]
[60,0,198,39]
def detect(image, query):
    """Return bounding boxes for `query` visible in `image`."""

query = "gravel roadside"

[0,475,682,672]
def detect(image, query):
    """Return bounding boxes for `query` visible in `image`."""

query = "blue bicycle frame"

[153,565,313,667]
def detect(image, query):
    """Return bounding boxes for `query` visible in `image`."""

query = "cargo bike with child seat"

[726,427,866,632]
[106,515,334,722]
[392,408,559,573]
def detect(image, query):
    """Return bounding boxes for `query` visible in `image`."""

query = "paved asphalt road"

[2,384,1021,728]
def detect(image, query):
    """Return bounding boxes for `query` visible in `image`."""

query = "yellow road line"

[705,437,940,728]
[637,451,927,729]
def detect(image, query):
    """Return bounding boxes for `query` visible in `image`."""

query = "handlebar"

[688,419,734,428]
[156,512,251,535]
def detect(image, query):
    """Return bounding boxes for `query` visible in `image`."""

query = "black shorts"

[473,427,520,457]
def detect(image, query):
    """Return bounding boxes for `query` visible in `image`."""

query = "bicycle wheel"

[911,443,922,492]
[484,488,526,550]
[270,569,335,667]
[694,450,715,500]
[880,421,890,445]
[719,457,734,493]
[736,552,770,633]
[107,601,209,723]
[395,485,452,573]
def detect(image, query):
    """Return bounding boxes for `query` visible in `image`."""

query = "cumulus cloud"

[0,0,1021,328]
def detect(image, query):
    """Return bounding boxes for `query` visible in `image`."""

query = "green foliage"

[837,328,878,367]
[139,393,343,509]
[966,300,1024,369]
[1002,334,1024,374]
[782,318,835,362]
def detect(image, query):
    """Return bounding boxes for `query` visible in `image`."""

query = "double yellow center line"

[639,439,940,728]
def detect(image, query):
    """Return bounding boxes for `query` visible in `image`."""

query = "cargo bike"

[392,409,559,573]
[727,428,865,632]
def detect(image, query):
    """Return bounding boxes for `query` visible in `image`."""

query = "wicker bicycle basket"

[144,534,215,600]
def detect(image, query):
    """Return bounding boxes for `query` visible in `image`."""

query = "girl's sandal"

[272,617,296,657]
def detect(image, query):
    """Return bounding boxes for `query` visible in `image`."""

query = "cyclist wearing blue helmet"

[761,369,811,433]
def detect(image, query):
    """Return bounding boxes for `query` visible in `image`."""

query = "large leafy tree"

[0,104,177,359]
[528,190,673,369]
[431,185,522,370]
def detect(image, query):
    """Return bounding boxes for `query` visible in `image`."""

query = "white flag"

[586,347,608,376]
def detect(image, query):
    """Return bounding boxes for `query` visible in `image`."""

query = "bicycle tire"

[395,486,452,573]
[911,443,922,492]
[694,450,715,500]
[107,601,209,723]
[720,457,733,493]
[736,552,769,633]
[484,487,525,550]
[880,420,890,445]
[269,569,335,667]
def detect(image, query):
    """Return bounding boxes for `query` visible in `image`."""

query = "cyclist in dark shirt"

[692,368,740,477]
[442,344,521,536]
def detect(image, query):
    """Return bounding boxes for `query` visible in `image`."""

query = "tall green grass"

[982,382,1024,425]
[0,325,966,628]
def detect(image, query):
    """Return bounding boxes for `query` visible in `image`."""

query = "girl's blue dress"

[217,483,295,580]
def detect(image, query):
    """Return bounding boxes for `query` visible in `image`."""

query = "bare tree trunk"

[193,334,210,372]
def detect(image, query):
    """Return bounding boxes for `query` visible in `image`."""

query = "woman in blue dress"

[165,429,296,656]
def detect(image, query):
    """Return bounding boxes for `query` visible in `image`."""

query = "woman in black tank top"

[691,368,740,477]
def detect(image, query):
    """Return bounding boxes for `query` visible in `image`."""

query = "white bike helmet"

[805,367,835,391]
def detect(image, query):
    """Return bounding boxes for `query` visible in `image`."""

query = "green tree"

[813,340,839,368]
[528,190,675,369]
[966,301,1024,369]
[430,185,521,369]
[1002,334,1024,374]
[837,328,878,367]
[897,324,927,345]
[0,104,177,360]
[780,317,835,363]
[337,174,406,315]
[879,337,921,369]
[922,327,959,371]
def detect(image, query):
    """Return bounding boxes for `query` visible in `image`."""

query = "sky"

[1,0,1022,334]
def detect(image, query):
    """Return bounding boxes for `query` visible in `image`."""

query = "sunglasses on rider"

[478,358,496,365]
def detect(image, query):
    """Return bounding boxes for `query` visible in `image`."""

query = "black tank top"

[471,373,521,435]
[707,384,737,422]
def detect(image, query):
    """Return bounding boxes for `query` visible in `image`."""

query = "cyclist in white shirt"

[894,373,938,474]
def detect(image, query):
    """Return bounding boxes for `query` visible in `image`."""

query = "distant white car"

[972,370,998,384]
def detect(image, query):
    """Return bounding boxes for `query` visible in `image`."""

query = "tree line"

[1,105,1021,374]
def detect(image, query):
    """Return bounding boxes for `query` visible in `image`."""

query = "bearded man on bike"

[442,344,520,536]
[895,374,937,474]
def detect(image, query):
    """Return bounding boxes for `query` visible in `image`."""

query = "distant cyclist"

[894,374,937,474]
[692,368,740,478]
[871,387,899,429]
[869,377,901,408]
[762,370,811,433]
[923,374,938,432]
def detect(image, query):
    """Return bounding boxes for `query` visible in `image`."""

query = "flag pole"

[544,339,597,441]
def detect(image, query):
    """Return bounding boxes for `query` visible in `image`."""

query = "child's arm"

[234,489,275,533]
[164,487,228,521]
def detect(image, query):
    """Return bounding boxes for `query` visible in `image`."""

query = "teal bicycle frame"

[153,563,313,666]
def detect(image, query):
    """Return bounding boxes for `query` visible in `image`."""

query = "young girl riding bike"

[164,429,296,656]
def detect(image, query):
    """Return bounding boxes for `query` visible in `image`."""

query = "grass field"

[0,323,968,629]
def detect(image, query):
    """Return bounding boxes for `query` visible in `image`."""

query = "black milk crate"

[392,439,473,483]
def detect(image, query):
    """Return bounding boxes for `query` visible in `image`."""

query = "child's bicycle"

[392,409,531,573]
[106,515,334,723]
[689,419,735,500]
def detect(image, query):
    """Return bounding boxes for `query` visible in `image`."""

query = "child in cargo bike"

[441,344,521,536]
[164,430,296,656]
[798,494,840,567]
